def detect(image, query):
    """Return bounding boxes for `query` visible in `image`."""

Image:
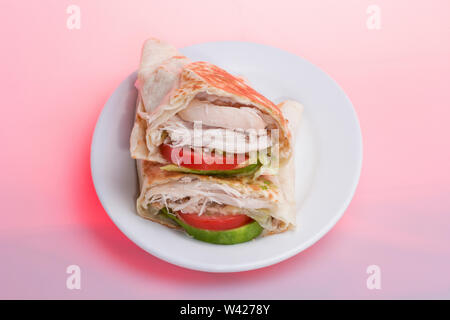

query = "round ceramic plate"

[91,41,362,272]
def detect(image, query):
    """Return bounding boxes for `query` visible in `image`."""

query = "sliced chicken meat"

[161,117,272,153]
[145,178,277,215]
[178,99,266,130]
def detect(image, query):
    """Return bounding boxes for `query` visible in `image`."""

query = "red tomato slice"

[177,212,253,231]
[160,144,247,171]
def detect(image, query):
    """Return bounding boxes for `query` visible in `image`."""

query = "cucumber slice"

[160,209,263,245]
[160,162,261,177]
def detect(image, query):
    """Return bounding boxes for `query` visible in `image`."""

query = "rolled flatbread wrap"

[130,38,304,239]
[130,39,293,170]
[136,160,294,234]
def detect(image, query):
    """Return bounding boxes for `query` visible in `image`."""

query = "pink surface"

[1,0,449,299]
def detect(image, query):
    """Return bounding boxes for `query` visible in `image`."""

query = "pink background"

[1,0,449,299]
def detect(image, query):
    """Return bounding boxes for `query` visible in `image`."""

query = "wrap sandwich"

[130,39,296,177]
[130,39,303,244]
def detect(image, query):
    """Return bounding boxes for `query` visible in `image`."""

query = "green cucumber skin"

[160,163,261,177]
[160,209,263,245]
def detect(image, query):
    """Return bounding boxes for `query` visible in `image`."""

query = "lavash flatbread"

[130,39,304,236]
[136,159,295,234]
[130,38,293,165]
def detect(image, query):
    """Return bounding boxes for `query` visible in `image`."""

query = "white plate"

[91,41,362,272]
